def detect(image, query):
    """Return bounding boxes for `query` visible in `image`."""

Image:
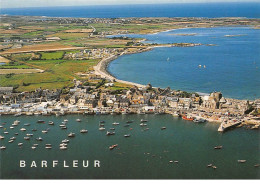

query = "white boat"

[33,144,39,146]
[60,146,67,150]
[12,120,20,126]
[48,121,54,125]
[45,146,52,149]
[36,137,43,141]
[26,112,33,116]
[20,128,26,131]
[10,126,14,129]
[10,137,16,140]
[24,137,30,140]
[4,131,9,134]
[31,146,37,150]
[99,127,105,131]
[112,122,119,125]
[59,143,67,147]
[8,140,14,143]
[0,146,6,150]
[18,143,23,146]
[59,124,66,127]
[76,119,81,122]
[0,135,5,140]
[68,132,75,137]
[42,130,48,133]
[238,160,246,163]
[62,139,69,143]
[80,129,88,133]
[14,113,22,117]
[124,134,131,137]
[140,123,147,126]
[64,119,68,122]
[0,126,3,128]
[141,119,148,122]
[26,134,33,136]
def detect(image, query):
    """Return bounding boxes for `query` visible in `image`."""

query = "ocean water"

[0,114,259,179]
[108,27,260,100]
[1,3,260,18]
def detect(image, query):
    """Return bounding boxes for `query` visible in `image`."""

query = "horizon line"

[1,1,259,9]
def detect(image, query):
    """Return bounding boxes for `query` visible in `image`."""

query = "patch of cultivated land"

[0,69,44,74]
[0,43,84,54]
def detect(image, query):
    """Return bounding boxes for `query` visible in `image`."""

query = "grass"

[40,51,64,60]
[0,59,99,92]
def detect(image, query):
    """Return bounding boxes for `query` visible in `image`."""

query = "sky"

[1,0,258,8]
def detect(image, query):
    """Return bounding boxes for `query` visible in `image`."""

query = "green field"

[0,59,99,91]
[40,51,64,60]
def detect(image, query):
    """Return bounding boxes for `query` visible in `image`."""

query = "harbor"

[0,114,259,179]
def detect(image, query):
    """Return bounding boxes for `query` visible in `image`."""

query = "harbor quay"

[0,80,259,132]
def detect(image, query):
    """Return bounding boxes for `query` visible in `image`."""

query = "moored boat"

[124,134,131,137]
[80,129,88,133]
[37,120,45,123]
[68,132,75,137]
[238,160,246,163]
[109,144,118,150]
[182,115,194,121]
[0,146,6,150]
[214,146,223,149]
[99,127,105,131]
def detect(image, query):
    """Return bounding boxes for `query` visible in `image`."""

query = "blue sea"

[1,3,260,18]
[108,27,260,100]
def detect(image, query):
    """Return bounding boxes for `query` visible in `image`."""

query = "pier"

[218,119,242,132]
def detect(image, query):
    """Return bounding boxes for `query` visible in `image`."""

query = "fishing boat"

[99,127,105,131]
[68,132,75,137]
[124,134,131,137]
[0,146,6,150]
[161,127,166,130]
[238,160,246,163]
[37,120,45,123]
[76,119,81,122]
[20,128,26,131]
[214,146,223,149]
[112,122,119,125]
[109,144,118,150]
[182,115,194,121]
[80,129,88,133]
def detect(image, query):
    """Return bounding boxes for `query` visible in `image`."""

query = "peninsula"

[0,15,260,132]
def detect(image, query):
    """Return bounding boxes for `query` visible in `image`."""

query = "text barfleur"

[20,160,101,168]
